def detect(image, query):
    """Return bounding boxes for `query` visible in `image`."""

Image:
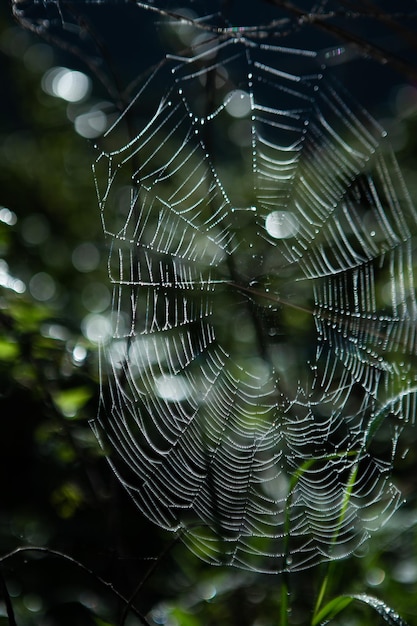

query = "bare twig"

[0,546,152,626]
[263,0,417,80]
[0,569,18,626]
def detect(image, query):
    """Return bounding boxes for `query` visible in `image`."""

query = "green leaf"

[312,595,353,625]
[0,338,19,360]
[94,619,115,626]
[312,594,409,626]
[51,482,84,518]
[7,299,51,332]
[170,607,201,626]
[53,386,92,418]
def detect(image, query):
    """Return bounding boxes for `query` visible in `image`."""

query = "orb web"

[90,14,417,573]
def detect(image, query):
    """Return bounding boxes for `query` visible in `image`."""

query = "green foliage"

[312,595,353,625]
[53,386,93,419]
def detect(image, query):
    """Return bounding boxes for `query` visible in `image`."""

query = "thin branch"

[11,1,122,103]
[0,546,152,626]
[263,0,417,81]
[0,570,18,626]
[119,533,182,626]
[337,0,417,54]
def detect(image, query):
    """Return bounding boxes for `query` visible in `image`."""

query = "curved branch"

[0,546,151,626]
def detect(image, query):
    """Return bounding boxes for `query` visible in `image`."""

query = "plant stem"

[312,462,359,621]
[280,574,290,626]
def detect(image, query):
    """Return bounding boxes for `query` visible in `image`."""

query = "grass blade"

[311,595,353,625]
[312,593,409,626]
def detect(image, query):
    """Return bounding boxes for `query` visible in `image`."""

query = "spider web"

[86,7,417,573]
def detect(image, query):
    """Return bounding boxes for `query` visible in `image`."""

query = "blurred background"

[1,1,417,625]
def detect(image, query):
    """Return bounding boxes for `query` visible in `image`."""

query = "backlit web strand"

[93,23,417,573]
